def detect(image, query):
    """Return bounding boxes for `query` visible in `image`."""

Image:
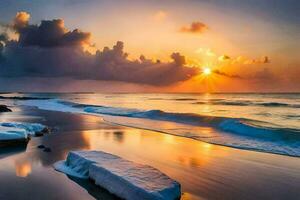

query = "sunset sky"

[0,0,299,92]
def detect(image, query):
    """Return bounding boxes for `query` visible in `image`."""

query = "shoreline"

[102,117,300,159]
[16,98,300,157]
[0,106,300,199]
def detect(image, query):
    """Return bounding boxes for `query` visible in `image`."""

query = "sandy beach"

[0,106,300,200]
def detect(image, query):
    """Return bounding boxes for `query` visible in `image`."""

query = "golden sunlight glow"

[15,160,32,177]
[203,67,211,75]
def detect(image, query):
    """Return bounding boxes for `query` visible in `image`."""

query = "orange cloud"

[230,56,270,65]
[218,55,231,61]
[180,22,208,34]
[13,11,30,31]
[213,69,242,79]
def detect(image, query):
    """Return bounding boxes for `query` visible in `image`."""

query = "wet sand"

[1,107,300,200]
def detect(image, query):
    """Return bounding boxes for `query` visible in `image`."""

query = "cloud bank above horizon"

[0,12,199,86]
[0,0,299,93]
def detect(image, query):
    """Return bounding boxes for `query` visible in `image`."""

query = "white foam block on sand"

[0,122,46,141]
[54,151,181,200]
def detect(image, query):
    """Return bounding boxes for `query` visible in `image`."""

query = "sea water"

[2,93,300,156]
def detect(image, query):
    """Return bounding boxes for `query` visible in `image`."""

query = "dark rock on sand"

[41,127,50,133]
[0,105,12,112]
[35,132,44,137]
[35,127,50,136]
[37,145,45,149]
[43,147,52,152]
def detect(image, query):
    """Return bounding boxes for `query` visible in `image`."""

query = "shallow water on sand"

[1,107,300,199]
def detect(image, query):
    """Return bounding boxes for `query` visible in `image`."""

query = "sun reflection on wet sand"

[78,125,226,171]
[15,160,32,177]
[181,192,204,200]
[76,126,231,199]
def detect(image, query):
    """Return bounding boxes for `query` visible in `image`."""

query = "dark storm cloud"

[90,41,196,85]
[0,33,8,42]
[180,22,208,34]
[0,12,199,85]
[0,44,4,62]
[13,12,91,47]
[0,33,8,62]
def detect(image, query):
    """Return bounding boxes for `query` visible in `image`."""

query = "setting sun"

[203,67,212,75]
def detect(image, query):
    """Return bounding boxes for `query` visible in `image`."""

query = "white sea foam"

[18,99,83,113]
[54,151,181,200]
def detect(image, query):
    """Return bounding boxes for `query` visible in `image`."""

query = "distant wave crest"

[193,100,300,108]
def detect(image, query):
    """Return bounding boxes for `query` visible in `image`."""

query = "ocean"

[1,93,300,157]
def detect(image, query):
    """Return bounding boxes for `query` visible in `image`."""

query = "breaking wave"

[16,99,300,157]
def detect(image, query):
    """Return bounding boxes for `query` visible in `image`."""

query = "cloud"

[180,22,208,34]
[170,52,186,66]
[0,33,8,42]
[261,56,270,64]
[218,55,230,61]
[90,42,196,85]
[213,69,242,79]
[213,68,275,81]
[12,12,91,47]
[0,33,8,62]
[232,56,270,65]
[0,44,4,62]
[13,11,30,32]
[0,12,199,86]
